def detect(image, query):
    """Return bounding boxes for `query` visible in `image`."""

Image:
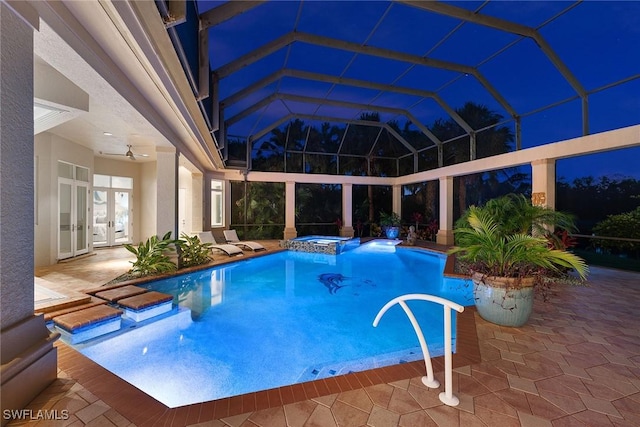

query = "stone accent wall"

[279,240,338,255]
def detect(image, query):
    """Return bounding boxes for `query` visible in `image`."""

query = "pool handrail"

[373,293,464,406]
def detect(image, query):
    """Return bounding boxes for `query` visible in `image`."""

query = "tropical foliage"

[592,207,640,255]
[379,211,402,227]
[455,194,578,243]
[176,233,212,269]
[296,183,342,236]
[124,231,177,277]
[450,206,588,280]
[557,175,640,234]
[231,181,285,239]
[431,102,516,216]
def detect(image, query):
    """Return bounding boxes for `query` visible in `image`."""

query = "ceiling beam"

[251,113,418,156]
[400,1,586,99]
[214,31,516,118]
[215,32,295,78]
[292,31,516,118]
[226,91,441,146]
[199,1,267,29]
[221,68,473,134]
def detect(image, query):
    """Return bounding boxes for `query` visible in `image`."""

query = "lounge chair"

[223,229,267,252]
[211,229,266,252]
[196,232,243,257]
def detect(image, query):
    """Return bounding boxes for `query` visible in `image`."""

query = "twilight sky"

[198,1,640,180]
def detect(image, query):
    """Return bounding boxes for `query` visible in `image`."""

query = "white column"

[156,146,178,237]
[340,183,354,237]
[392,184,402,216]
[1,2,59,414]
[224,178,232,229]
[191,171,203,232]
[531,159,556,209]
[437,176,454,245]
[284,181,297,239]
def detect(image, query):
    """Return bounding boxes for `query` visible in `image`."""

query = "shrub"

[124,231,177,277]
[176,233,213,268]
[592,207,640,254]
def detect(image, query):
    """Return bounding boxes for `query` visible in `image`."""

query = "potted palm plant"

[379,211,402,239]
[449,194,588,327]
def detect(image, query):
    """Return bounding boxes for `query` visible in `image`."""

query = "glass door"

[113,190,132,245]
[93,188,132,247]
[75,181,89,255]
[93,189,109,247]
[58,179,73,259]
[58,178,89,259]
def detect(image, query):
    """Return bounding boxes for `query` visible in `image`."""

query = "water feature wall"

[280,236,360,255]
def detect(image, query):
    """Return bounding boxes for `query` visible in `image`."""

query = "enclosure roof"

[194,0,639,171]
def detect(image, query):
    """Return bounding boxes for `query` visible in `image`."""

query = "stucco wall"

[1,1,36,326]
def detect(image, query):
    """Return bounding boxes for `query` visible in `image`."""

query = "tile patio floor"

[15,244,640,426]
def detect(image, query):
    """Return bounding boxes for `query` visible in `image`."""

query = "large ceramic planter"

[472,272,535,327]
[384,226,400,239]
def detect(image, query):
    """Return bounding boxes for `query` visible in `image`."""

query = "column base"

[436,229,455,246]
[339,226,354,238]
[1,315,59,421]
[283,227,297,240]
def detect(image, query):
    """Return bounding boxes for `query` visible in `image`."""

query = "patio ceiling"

[187,0,639,172]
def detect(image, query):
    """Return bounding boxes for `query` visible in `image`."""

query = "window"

[93,174,133,189]
[211,179,223,227]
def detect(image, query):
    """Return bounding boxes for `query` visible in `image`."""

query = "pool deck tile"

[21,243,640,427]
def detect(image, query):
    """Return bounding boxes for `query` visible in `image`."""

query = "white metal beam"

[214,31,516,117]
[226,91,441,147]
[199,1,266,29]
[220,68,473,134]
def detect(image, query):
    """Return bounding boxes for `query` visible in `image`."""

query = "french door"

[93,188,132,247]
[58,178,89,259]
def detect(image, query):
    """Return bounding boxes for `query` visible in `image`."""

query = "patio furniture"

[196,231,243,257]
[223,229,266,252]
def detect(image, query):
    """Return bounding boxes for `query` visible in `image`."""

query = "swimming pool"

[73,241,473,407]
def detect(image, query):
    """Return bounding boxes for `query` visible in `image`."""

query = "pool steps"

[118,291,174,322]
[50,284,175,344]
[53,305,123,345]
[297,346,426,383]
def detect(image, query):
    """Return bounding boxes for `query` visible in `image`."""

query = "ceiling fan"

[100,145,149,161]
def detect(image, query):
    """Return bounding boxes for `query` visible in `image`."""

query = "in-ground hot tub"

[280,235,360,255]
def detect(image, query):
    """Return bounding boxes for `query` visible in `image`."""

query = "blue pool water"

[74,241,473,407]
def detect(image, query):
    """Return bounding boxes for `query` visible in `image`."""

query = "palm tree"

[430,102,514,215]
